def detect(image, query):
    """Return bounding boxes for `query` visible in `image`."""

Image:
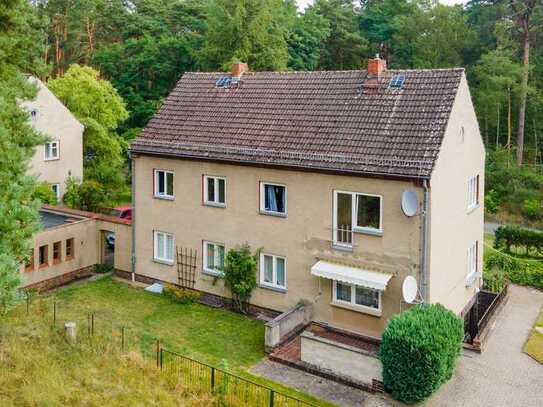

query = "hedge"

[494,225,543,256]
[485,251,543,290]
[379,304,464,404]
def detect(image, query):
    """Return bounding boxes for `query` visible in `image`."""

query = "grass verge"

[524,306,543,364]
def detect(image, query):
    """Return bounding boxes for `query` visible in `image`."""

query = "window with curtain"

[333,191,382,246]
[154,169,174,198]
[154,231,174,264]
[260,182,286,215]
[203,241,225,275]
[333,281,381,312]
[260,253,286,290]
[204,176,226,206]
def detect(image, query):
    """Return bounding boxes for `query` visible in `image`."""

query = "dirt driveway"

[428,284,543,407]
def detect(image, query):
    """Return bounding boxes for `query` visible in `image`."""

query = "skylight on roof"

[390,75,406,88]
[215,76,231,87]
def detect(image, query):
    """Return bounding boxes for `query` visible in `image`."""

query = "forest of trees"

[11,0,543,220]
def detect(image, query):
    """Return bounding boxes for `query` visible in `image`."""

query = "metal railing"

[159,348,316,407]
[333,225,353,246]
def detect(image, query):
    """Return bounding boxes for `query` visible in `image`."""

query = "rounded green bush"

[379,304,464,404]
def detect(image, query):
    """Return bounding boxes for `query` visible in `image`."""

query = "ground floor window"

[260,253,286,290]
[203,241,225,275]
[38,245,48,268]
[154,231,174,264]
[66,238,75,260]
[53,241,62,264]
[332,281,381,314]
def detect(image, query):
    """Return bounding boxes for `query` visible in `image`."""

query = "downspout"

[130,152,136,283]
[420,179,430,302]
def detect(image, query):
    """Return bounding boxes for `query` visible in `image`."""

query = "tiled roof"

[131,69,464,179]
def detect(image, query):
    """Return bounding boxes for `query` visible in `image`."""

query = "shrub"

[494,225,543,256]
[94,264,113,274]
[163,284,201,304]
[63,177,108,212]
[223,244,258,313]
[380,304,464,404]
[484,190,499,214]
[485,251,543,290]
[523,199,541,221]
[33,181,58,205]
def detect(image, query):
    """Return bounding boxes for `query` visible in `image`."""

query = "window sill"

[259,283,287,294]
[467,204,479,214]
[154,195,175,201]
[153,258,174,266]
[202,269,223,278]
[259,210,287,218]
[353,227,383,237]
[204,202,226,209]
[331,300,382,317]
[44,157,60,162]
[331,243,354,252]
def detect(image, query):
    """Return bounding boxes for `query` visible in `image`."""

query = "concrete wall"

[300,331,382,384]
[21,77,84,198]
[133,155,423,337]
[96,220,132,272]
[265,302,314,350]
[428,72,485,313]
[20,218,98,287]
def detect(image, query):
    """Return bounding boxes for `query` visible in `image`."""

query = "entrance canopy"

[311,260,393,291]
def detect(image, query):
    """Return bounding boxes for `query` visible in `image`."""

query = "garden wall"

[265,302,314,351]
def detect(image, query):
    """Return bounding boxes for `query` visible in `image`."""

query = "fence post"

[87,314,91,336]
[269,389,274,407]
[121,326,125,352]
[160,348,163,370]
[210,367,215,391]
[53,301,57,325]
[91,313,95,336]
[156,340,160,369]
[26,294,30,315]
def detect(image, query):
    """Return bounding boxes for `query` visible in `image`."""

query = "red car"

[111,205,132,221]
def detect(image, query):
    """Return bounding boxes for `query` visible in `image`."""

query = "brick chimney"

[367,55,386,78]
[231,62,248,78]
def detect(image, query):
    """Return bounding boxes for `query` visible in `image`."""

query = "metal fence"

[159,348,315,407]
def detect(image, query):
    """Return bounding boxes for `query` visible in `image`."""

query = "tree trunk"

[516,26,530,165]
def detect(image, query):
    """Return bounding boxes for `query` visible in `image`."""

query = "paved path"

[251,285,543,407]
[428,284,543,407]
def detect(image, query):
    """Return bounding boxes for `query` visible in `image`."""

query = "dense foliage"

[63,177,108,212]
[494,224,543,255]
[380,304,464,404]
[0,0,46,312]
[223,245,258,313]
[163,284,201,304]
[485,251,543,291]
[33,181,59,205]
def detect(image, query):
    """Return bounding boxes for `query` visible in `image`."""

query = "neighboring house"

[21,76,84,201]
[129,58,485,339]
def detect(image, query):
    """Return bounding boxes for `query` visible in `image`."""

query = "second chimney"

[231,62,248,78]
[367,55,386,78]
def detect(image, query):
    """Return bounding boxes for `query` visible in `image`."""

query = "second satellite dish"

[402,276,418,304]
[401,190,419,217]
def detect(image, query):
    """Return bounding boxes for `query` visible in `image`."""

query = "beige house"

[21,76,84,201]
[130,58,485,339]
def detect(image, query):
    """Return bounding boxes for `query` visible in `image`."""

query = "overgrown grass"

[3,277,332,406]
[524,306,543,364]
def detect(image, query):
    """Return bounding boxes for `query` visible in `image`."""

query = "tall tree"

[510,0,542,165]
[202,0,289,71]
[0,0,47,311]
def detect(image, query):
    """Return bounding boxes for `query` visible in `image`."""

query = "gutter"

[420,180,430,302]
[130,152,136,283]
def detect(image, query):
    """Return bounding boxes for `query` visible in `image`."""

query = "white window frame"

[259,182,287,216]
[203,175,226,207]
[154,169,174,199]
[202,241,225,276]
[51,183,60,202]
[44,141,60,161]
[259,252,287,291]
[153,231,174,265]
[467,175,479,211]
[332,280,382,316]
[466,241,480,286]
[333,190,383,247]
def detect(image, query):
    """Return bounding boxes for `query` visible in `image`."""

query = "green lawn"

[3,277,333,406]
[524,306,543,364]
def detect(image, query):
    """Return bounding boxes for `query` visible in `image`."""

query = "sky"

[296,0,469,10]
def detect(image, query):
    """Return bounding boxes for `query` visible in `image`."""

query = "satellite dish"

[401,190,419,217]
[402,276,418,304]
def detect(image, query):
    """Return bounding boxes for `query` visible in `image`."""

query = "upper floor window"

[44,141,59,161]
[204,175,226,207]
[467,175,479,210]
[333,191,382,247]
[203,241,225,276]
[154,169,174,199]
[154,231,174,264]
[260,182,287,216]
[260,253,286,290]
